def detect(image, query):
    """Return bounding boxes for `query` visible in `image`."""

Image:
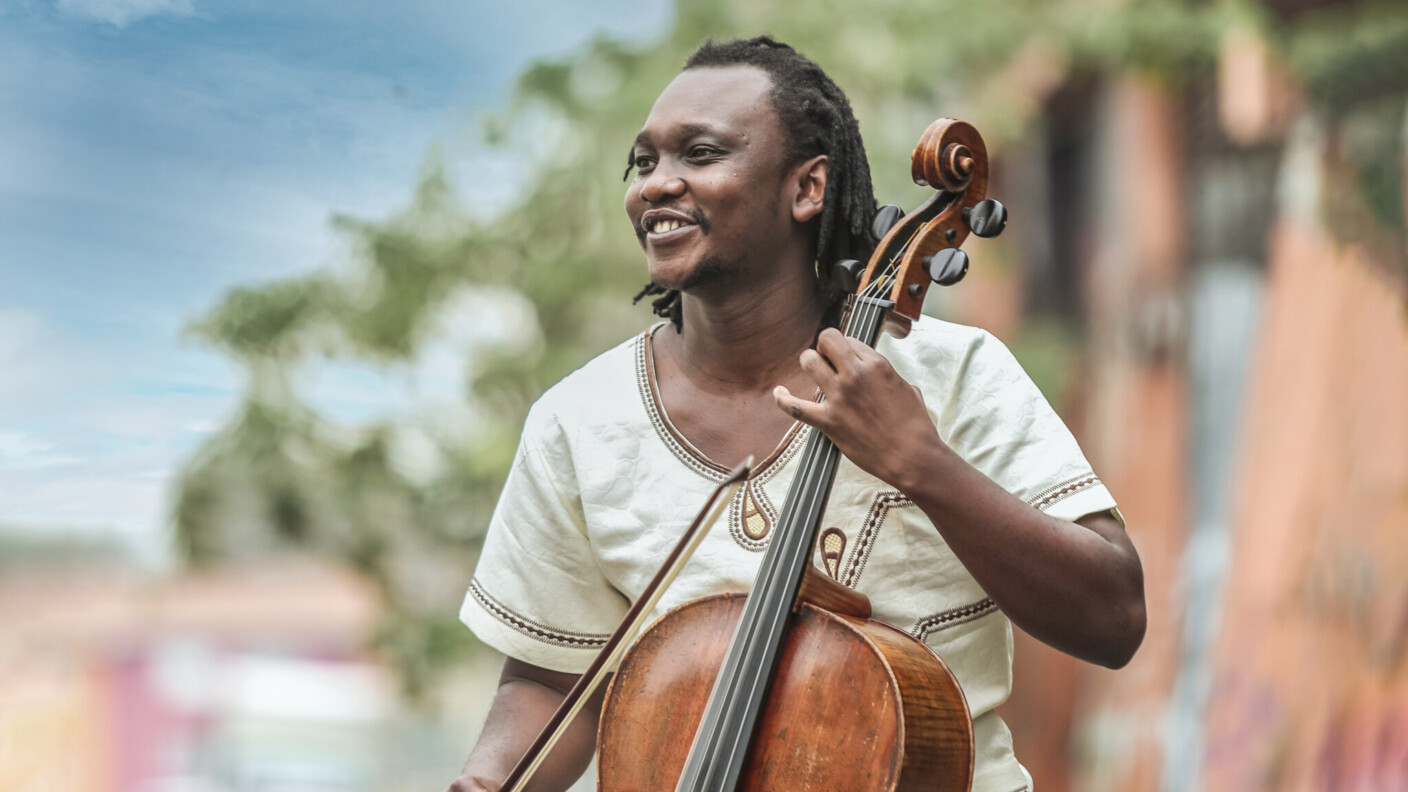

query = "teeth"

[650,218,688,233]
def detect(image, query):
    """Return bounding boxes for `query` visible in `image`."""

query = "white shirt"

[461,316,1118,792]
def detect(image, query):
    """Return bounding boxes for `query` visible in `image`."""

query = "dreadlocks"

[629,35,878,330]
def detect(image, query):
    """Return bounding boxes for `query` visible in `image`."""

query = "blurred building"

[0,554,495,792]
[973,16,1408,792]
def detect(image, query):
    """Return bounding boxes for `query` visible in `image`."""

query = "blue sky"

[0,0,670,561]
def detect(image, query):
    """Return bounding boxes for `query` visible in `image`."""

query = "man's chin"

[650,255,727,293]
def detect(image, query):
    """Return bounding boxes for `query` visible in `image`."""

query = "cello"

[498,117,1007,792]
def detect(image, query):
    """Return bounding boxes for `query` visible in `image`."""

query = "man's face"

[625,65,798,294]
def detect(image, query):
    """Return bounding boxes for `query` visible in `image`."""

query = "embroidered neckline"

[635,323,807,483]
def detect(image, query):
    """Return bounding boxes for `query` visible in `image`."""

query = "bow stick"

[501,457,753,792]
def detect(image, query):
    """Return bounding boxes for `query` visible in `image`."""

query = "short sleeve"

[459,408,629,673]
[933,329,1118,523]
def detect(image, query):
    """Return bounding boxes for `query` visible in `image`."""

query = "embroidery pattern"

[635,330,808,487]
[912,598,999,642]
[840,491,914,587]
[1028,473,1101,513]
[725,428,809,551]
[728,480,778,551]
[468,578,610,649]
[819,528,847,579]
[635,334,722,482]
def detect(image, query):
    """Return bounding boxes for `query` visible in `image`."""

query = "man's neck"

[663,271,829,393]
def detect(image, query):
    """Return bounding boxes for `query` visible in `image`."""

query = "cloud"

[55,0,195,27]
[0,431,82,471]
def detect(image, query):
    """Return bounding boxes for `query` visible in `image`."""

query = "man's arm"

[774,328,1146,668]
[447,658,604,792]
[897,466,1144,668]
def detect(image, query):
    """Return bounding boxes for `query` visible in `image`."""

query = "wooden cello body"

[599,589,974,792]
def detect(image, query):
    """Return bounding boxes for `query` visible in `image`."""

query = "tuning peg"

[962,199,1007,238]
[924,249,969,286]
[831,258,865,292]
[871,204,905,240]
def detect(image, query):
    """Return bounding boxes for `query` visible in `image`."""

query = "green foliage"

[1284,2,1408,112]
[175,0,1408,699]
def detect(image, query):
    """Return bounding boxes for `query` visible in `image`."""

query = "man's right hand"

[447,657,604,792]
[446,775,502,792]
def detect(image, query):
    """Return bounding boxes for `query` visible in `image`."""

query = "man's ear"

[791,155,828,223]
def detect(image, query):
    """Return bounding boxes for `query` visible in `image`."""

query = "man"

[449,36,1145,792]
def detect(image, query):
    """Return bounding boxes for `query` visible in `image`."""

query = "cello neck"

[673,294,892,792]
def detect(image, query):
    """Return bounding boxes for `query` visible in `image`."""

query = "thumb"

[773,386,827,428]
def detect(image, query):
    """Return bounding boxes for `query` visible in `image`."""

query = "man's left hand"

[773,327,951,492]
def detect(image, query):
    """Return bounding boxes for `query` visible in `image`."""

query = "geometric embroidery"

[840,491,913,587]
[1027,473,1101,513]
[634,327,809,553]
[728,480,779,552]
[819,527,846,579]
[635,333,722,482]
[740,482,771,540]
[634,328,807,488]
[911,598,999,642]
[469,578,611,649]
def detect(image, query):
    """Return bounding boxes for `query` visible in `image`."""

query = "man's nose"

[640,165,686,204]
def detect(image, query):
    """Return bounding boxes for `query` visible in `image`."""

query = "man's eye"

[633,155,656,172]
[688,146,721,160]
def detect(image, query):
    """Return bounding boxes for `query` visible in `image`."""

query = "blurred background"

[2,0,1405,790]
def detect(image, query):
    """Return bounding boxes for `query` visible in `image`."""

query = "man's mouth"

[647,218,692,233]
[640,210,707,239]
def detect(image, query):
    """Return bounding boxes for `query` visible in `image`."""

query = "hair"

[629,35,878,330]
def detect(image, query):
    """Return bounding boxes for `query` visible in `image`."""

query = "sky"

[0,0,671,563]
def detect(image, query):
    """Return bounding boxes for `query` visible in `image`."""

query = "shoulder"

[520,328,650,446]
[878,314,1013,388]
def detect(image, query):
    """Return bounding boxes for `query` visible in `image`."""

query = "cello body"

[598,590,975,792]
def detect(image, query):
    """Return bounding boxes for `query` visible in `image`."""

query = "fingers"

[816,327,889,383]
[798,348,836,388]
[774,385,827,428]
[815,328,865,369]
[447,775,502,792]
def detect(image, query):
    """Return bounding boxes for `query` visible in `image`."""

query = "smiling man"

[448,36,1145,792]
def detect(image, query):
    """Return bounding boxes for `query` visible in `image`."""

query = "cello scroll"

[854,119,1006,331]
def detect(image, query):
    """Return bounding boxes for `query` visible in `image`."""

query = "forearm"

[898,442,1146,668]
[450,660,602,792]
[773,328,1146,667]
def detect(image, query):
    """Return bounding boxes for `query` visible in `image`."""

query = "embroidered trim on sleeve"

[1027,473,1101,513]
[468,578,611,649]
[912,598,999,642]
